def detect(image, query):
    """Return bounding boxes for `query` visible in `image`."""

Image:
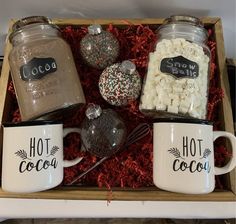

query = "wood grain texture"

[0,19,14,125]
[51,17,220,26]
[0,38,11,125]
[0,187,235,201]
[0,21,14,170]
[214,19,236,195]
[0,18,235,201]
[2,218,233,224]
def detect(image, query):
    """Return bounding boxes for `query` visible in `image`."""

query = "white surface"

[0,199,235,219]
[0,0,236,58]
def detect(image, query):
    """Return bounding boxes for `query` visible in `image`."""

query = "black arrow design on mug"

[168,148,185,160]
[200,148,211,159]
[47,145,59,157]
[15,150,32,160]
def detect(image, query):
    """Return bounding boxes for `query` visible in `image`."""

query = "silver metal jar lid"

[166,15,204,27]
[9,16,59,43]
[159,15,208,42]
[12,16,52,30]
[85,104,102,120]
[88,24,102,35]
[120,60,136,75]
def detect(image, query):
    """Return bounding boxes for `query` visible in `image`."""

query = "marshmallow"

[179,105,189,114]
[139,38,209,119]
[156,103,167,111]
[167,105,179,114]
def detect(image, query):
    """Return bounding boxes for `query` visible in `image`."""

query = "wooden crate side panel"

[51,17,220,26]
[0,18,234,201]
[214,19,236,195]
[0,188,235,201]
[0,19,15,125]
[52,18,164,26]
[0,40,11,125]
[0,20,15,175]
[215,20,234,134]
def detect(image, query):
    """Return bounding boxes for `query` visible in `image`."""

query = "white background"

[0,0,236,58]
[0,199,236,219]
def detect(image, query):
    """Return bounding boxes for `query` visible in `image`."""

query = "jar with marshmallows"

[139,15,210,119]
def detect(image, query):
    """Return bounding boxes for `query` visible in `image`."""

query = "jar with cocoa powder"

[8,16,86,121]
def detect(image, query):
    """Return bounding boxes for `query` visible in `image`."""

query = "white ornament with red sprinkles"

[99,60,142,106]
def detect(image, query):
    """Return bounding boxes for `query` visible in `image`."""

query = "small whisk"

[68,123,150,185]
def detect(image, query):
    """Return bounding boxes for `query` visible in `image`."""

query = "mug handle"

[213,131,236,175]
[63,128,83,168]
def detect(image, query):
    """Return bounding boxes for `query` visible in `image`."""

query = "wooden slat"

[0,41,11,125]
[52,18,163,26]
[215,19,234,133]
[0,20,14,125]
[8,17,220,26]
[214,19,236,195]
[51,17,220,26]
[0,188,235,201]
[0,21,13,171]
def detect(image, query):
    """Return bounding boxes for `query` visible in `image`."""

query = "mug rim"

[153,118,212,125]
[2,120,62,127]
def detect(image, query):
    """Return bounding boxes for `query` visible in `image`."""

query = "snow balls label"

[160,56,199,79]
[20,57,57,81]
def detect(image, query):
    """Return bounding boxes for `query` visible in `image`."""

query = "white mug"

[1,121,83,193]
[153,119,236,194]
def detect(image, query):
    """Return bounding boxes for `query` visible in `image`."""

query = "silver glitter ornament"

[80,24,120,69]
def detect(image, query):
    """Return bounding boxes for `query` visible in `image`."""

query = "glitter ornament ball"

[80,24,120,69]
[81,104,127,158]
[99,60,142,106]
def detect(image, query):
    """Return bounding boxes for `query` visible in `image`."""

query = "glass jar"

[8,16,86,121]
[81,104,127,158]
[139,15,210,119]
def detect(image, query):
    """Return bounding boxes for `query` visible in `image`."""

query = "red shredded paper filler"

[7,24,231,189]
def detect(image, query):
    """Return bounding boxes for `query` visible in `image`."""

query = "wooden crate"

[0,18,235,201]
